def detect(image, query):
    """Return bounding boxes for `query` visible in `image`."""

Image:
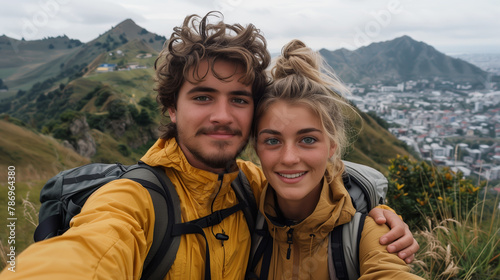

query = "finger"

[379,224,405,245]
[368,207,386,224]
[385,231,413,253]
[398,238,420,262]
[404,254,415,264]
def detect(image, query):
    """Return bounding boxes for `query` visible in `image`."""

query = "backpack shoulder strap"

[121,163,182,280]
[231,170,258,235]
[328,212,366,280]
[247,212,272,280]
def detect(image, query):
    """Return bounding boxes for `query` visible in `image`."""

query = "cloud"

[1,0,499,53]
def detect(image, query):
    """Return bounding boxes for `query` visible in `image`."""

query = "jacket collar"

[260,173,356,243]
[140,138,240,201]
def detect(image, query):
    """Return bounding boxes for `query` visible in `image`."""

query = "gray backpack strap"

[342,161,388,213]
[121,164,182,280]
[329,212,366,280]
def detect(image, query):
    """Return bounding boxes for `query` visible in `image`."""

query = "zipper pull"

[286,228,294,260]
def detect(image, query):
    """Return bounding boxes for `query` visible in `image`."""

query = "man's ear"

[167,107,177,123]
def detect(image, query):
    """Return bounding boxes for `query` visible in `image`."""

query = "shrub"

[60,110,81,122]
[117,144,130,157]
[128,104,139,120]
[52,123,70,140]
[94,90,111,107]
[107,99,128,120]
[87,114,108,131]
[135,109,152,126]
[386,155,482,229]
[138,96,157,111]
[386,156,499,279]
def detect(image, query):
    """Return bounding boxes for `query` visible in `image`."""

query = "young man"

[0,12,417,280]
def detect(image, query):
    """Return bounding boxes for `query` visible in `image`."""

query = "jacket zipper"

[286,228,294,260]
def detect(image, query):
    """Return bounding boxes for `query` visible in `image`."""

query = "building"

[96,64,116,72]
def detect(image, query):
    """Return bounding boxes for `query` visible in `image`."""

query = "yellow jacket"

[0,138,266,280]
[252,171,424,280]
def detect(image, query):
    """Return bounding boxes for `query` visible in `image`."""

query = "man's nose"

[210,100,233,124]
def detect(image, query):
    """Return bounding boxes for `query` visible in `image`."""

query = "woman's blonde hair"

[254,39,359,178]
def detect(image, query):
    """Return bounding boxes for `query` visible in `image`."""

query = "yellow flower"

[429,181,436,188]
[438,196,443,201]
[416,198,427,206]
[467,186,480,194]
[404,193,408,196]
[445,173,453,181]
[396,183,405,190]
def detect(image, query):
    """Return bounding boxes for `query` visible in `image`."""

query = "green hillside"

[0,117,91,262]
[0,118,90,182]
[0,35,81,91]
[343,111,412,174]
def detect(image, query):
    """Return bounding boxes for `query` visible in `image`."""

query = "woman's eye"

[264,138,280,145]
[301,137,317,144]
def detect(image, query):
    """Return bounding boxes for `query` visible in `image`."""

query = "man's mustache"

[196,126,243,137]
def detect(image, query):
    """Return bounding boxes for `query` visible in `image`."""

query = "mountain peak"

[396,35,415,41]
[115,19,139,29]
[321,36,486,83]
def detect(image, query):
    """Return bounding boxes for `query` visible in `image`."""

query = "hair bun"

[273,39,320,82]
[282,39,307,59]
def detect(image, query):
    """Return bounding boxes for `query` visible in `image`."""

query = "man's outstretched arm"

[369,207,419,264]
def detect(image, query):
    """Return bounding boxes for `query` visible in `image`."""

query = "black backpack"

[34,162,258,280]
[247,161,388,280]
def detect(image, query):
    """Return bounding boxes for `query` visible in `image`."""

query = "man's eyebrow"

[230,90,252,97]
[186,87,252,97]
[186,86,218,94]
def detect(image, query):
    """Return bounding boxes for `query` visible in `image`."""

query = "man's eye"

[264,138,280,145]
[301,137,317,144]
[194,96,210,101]
[233,98,248,104]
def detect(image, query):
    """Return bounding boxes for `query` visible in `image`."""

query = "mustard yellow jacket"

[253,171,424,280]
[0,138,266,280]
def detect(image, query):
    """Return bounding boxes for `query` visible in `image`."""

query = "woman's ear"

[167,107,177,123]
[329,142,336,158]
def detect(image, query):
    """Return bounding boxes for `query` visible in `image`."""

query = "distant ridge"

[0,19,166,90]
[320,35,487,83]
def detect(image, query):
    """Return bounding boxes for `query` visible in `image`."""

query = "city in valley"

[348,78,500,182]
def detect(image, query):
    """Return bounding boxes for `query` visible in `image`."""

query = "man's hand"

[368,207,419,264]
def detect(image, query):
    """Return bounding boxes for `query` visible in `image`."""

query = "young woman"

[250,39,424,280]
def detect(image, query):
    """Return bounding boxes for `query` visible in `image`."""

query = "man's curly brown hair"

[154,11,271,139]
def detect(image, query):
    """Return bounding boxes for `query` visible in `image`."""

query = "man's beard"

[180,124,248,171]
[188,138,248,171]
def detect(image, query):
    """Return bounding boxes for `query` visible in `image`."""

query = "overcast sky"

[1,0,499,54]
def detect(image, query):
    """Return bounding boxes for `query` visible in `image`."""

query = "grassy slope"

[0,119,90,182]
[85,68,156,102]
[343,111,412,174]
[0,38,80,90]
[0,119,91,264]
